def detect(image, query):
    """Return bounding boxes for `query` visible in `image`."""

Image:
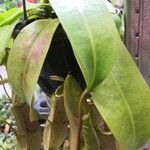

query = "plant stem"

[22,0,27,20]
[76,89,87,150]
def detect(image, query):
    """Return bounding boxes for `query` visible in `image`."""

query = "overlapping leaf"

[51,0,150,149]
[92,47,150,150]
[7,19,59,105]
[51,0,121,91]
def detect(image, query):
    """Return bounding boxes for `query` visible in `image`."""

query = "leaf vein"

[74,1,96,90]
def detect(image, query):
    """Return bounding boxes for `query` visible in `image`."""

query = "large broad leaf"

[43,86,68,150]
[51,0,121,91]
[92,47,150,150]
[51,0,150,149]
[64,75,100,150]
[7,19,59,105]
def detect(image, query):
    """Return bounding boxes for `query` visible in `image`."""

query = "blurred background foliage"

[0,95,16,150]
[0,0,21,12]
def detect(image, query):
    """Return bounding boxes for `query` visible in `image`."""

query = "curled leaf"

[7,19,59,105]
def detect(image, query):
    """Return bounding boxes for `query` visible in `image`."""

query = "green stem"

[76,89,87,150]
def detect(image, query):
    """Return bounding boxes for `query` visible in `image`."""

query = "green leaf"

[0,4,52,27]
[92,47,150,150]
[51,0,120,90]
[0,7,22,26]
[0,23,17,64]
[43,86,68,150]
[7,19,59,105]
[0,7,22,64]
[64,75,101,150]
